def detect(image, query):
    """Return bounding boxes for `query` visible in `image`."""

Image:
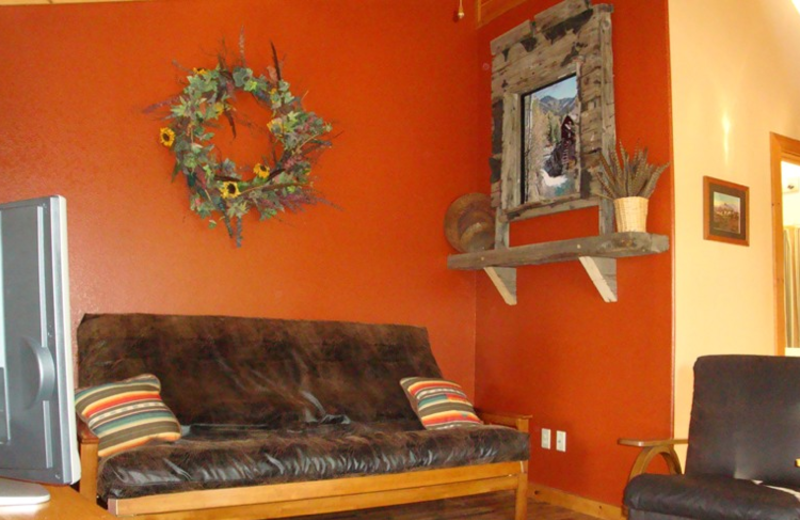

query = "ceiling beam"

[0,0,147,5]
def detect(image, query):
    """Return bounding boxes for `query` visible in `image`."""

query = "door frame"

[770,133,800,355]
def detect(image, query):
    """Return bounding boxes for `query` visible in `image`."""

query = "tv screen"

[0,195,79,505]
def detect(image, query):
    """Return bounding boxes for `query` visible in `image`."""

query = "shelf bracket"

[484,267,517,305]
[579,256,617,303]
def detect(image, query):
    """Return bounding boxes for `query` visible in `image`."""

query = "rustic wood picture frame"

[490,0,615,231]
[703,176,749,246]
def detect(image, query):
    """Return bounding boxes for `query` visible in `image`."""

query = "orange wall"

[1,0,674,504]
[474,0,674,505]
[0,0,479,392]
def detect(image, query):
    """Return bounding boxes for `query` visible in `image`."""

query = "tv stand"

[0,485,112,519]
[0,479,48,507]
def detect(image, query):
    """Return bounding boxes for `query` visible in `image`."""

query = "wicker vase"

[613,196,649,233]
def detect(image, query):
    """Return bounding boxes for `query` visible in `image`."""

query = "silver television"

[0,195,80,505]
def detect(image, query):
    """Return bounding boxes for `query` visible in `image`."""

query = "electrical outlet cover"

[541,428,551,449]
[556,430,566,452]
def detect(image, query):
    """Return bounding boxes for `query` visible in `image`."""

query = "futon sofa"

[76,314,531,520]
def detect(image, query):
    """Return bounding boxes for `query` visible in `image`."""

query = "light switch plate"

[541,428,551,449]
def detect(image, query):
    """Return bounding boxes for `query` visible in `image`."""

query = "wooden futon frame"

[78,410,530,520]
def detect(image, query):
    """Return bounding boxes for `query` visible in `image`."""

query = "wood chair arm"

[77,418,99,502]
[78,420,99,444]
[475,409,531,433]
[618,437,686,482]
[618,438,688,448]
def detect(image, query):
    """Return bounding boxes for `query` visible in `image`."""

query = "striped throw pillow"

[75,374,181,457]
[400,377,483,430]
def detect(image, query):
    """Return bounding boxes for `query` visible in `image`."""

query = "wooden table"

[0,486,112,520]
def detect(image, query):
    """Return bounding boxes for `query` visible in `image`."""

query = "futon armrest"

[475,409,531,433]
[618,437,686,481]
[77,416,99,501]
[78,420,99,444]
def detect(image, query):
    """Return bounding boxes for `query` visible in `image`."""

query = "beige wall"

[670,0,800,455]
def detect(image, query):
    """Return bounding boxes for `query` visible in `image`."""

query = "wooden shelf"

[447,232,669,304]
[448,232,668,269]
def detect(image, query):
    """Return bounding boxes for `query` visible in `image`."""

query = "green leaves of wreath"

[156,45,332,247]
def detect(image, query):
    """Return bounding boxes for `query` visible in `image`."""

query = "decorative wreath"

[154,43,333,246]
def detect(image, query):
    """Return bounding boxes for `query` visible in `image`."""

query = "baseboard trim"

[528,483,624,520]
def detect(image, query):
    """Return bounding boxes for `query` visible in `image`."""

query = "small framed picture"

[703,176,749,246]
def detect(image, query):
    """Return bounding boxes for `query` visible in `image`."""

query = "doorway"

[770,133,800,356]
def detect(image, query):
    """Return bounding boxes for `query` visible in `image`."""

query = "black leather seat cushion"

[98,421,530,500]
[625,474,800,520]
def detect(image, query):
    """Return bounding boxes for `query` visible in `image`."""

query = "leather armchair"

[620,355,800,520]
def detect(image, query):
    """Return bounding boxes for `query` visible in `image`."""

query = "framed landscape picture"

[703,176,749,246]
[520,74,581,206]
